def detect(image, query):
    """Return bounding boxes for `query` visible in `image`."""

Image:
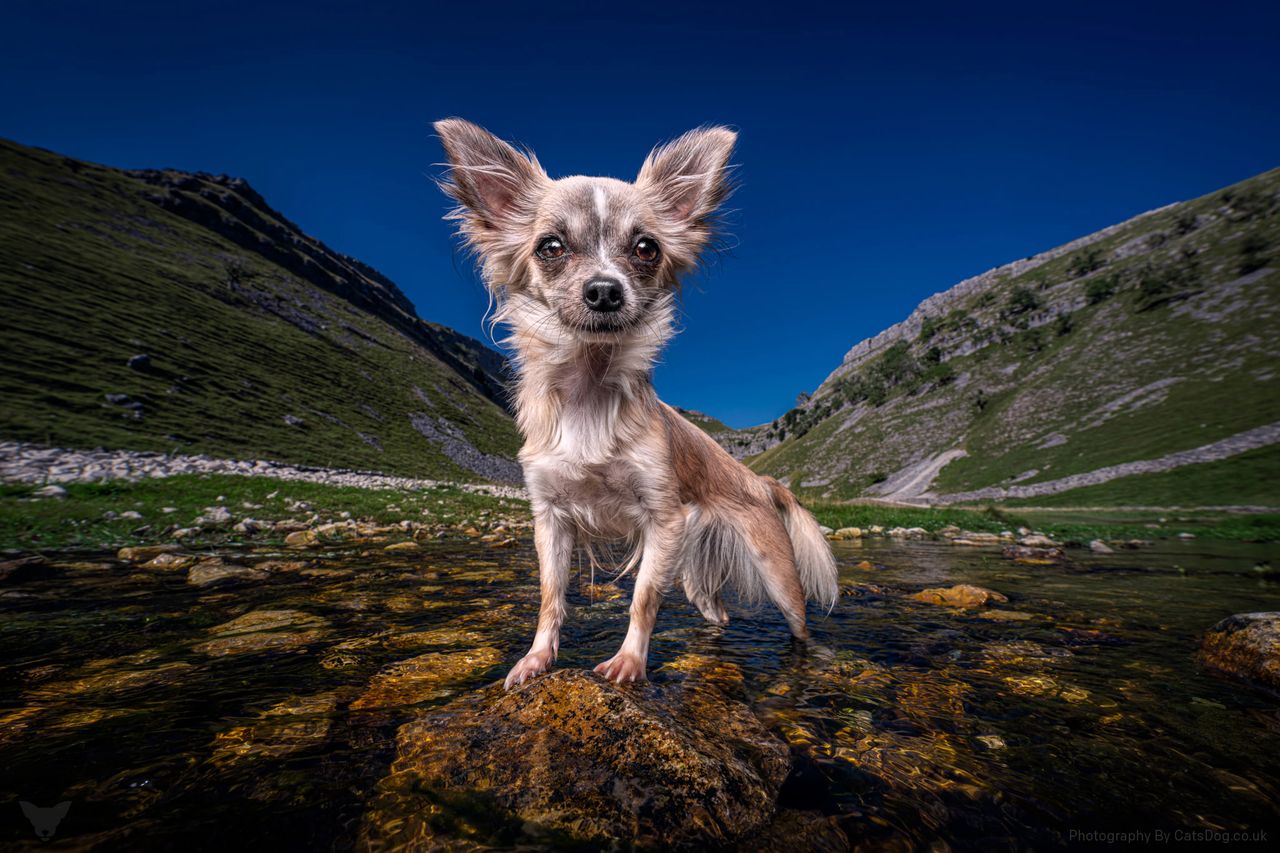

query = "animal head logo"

[19,801,70,841]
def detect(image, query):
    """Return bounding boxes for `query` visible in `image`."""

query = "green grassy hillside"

[0,139,521,482]
[740,168,1280,506]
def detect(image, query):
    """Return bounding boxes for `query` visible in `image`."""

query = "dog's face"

[435,120,735,339]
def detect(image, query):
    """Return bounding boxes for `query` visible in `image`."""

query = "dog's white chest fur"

[519,367,662,539]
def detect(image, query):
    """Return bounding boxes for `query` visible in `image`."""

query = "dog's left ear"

[636,126,737,228]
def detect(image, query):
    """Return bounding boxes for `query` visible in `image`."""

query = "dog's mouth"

[557,311,642,338]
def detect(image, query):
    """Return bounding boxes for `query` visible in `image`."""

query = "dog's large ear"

[636,126,737,229]
[434,119,546,245]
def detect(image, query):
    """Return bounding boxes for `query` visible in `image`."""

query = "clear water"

[2,539,1278,848]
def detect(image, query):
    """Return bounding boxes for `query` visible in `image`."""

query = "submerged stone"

[350,647,502,709]
[360,669,789,848]
[140,552,199,571]
[188,558,269,587]
[194,609,330,656]
[910,584,1008,608]
[1200,612,1280,691]
[211,692,338,763]
[117,544,181,563]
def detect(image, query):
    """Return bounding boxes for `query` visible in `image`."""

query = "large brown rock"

[1200,612,1280,691]
[360,669,790,849]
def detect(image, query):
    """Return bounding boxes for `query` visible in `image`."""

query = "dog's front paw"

[504,649,554,690]
[593,651,647,683]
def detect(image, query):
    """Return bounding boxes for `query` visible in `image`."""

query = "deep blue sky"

[4,2,1277,427]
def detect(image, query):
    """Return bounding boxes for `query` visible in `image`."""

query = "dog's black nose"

[583,278,624,313]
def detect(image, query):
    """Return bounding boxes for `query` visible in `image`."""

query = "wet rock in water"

[140,552,199,571]
[855,559,876,570]
[383,541,419,552]
[1089,539,1115,554]
[831,526,862,540]
[360,669,789,848]
[582,581,627,601]
[0,555,52,583]
[910,584,1008,608]
[385,627,491,649]
[194,609,329,656]
[188,558,269,587]
[743,809,848,853]
[117,544,181,563]
[1200,612,1280,691]
[977,609,1035,622]
[896,674,971,727]
[949,531,1003,546]
[351,648,502,709]
[26,662,194,700]
[1002,544,1064,564]
[254,559,308,573]
[1018,534,1060,548]
[211,692,338,763]
[284,529,318,548]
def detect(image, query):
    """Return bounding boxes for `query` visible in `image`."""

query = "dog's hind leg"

[684,579,729,627]
[505,507,573,689]
[741,507,810,641]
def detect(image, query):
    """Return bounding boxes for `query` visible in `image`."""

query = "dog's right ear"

[434,119,546,245]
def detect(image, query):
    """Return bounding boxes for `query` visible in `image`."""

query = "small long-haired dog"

[434,119,838,688]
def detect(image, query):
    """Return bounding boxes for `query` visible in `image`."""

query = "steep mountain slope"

[0,139,522,482]
[741,167,1280,505]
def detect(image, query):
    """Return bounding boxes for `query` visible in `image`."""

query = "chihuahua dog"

[434,119,838,689]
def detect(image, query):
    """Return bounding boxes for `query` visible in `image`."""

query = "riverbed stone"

[117,544,181,563]
[140,552,199,571]
[1200,612,1280,691]
[194,609,330,656]
[211,692,338,763]
[188,558,269,587]
[910,584,1008,608]
[350,647,502,709]
[284,529,318,547]
[359,669,790,848]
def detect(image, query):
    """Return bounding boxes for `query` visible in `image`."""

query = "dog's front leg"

[505,506,573,689]
[594,513,686,683]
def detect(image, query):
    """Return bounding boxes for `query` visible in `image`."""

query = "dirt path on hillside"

[930,421,1280,504]
[871,449,969,502]
[0,440,527,498]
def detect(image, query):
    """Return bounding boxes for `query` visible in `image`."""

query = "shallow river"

[2,538,1278,848]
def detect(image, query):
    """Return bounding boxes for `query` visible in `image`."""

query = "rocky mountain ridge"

[0,138,522,482]
[718,167,1280,506]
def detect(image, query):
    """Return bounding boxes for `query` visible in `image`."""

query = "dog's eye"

[536,237,566,260]
[633,237,660,263]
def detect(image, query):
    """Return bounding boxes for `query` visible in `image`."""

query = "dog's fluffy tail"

[764,477,839,611]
